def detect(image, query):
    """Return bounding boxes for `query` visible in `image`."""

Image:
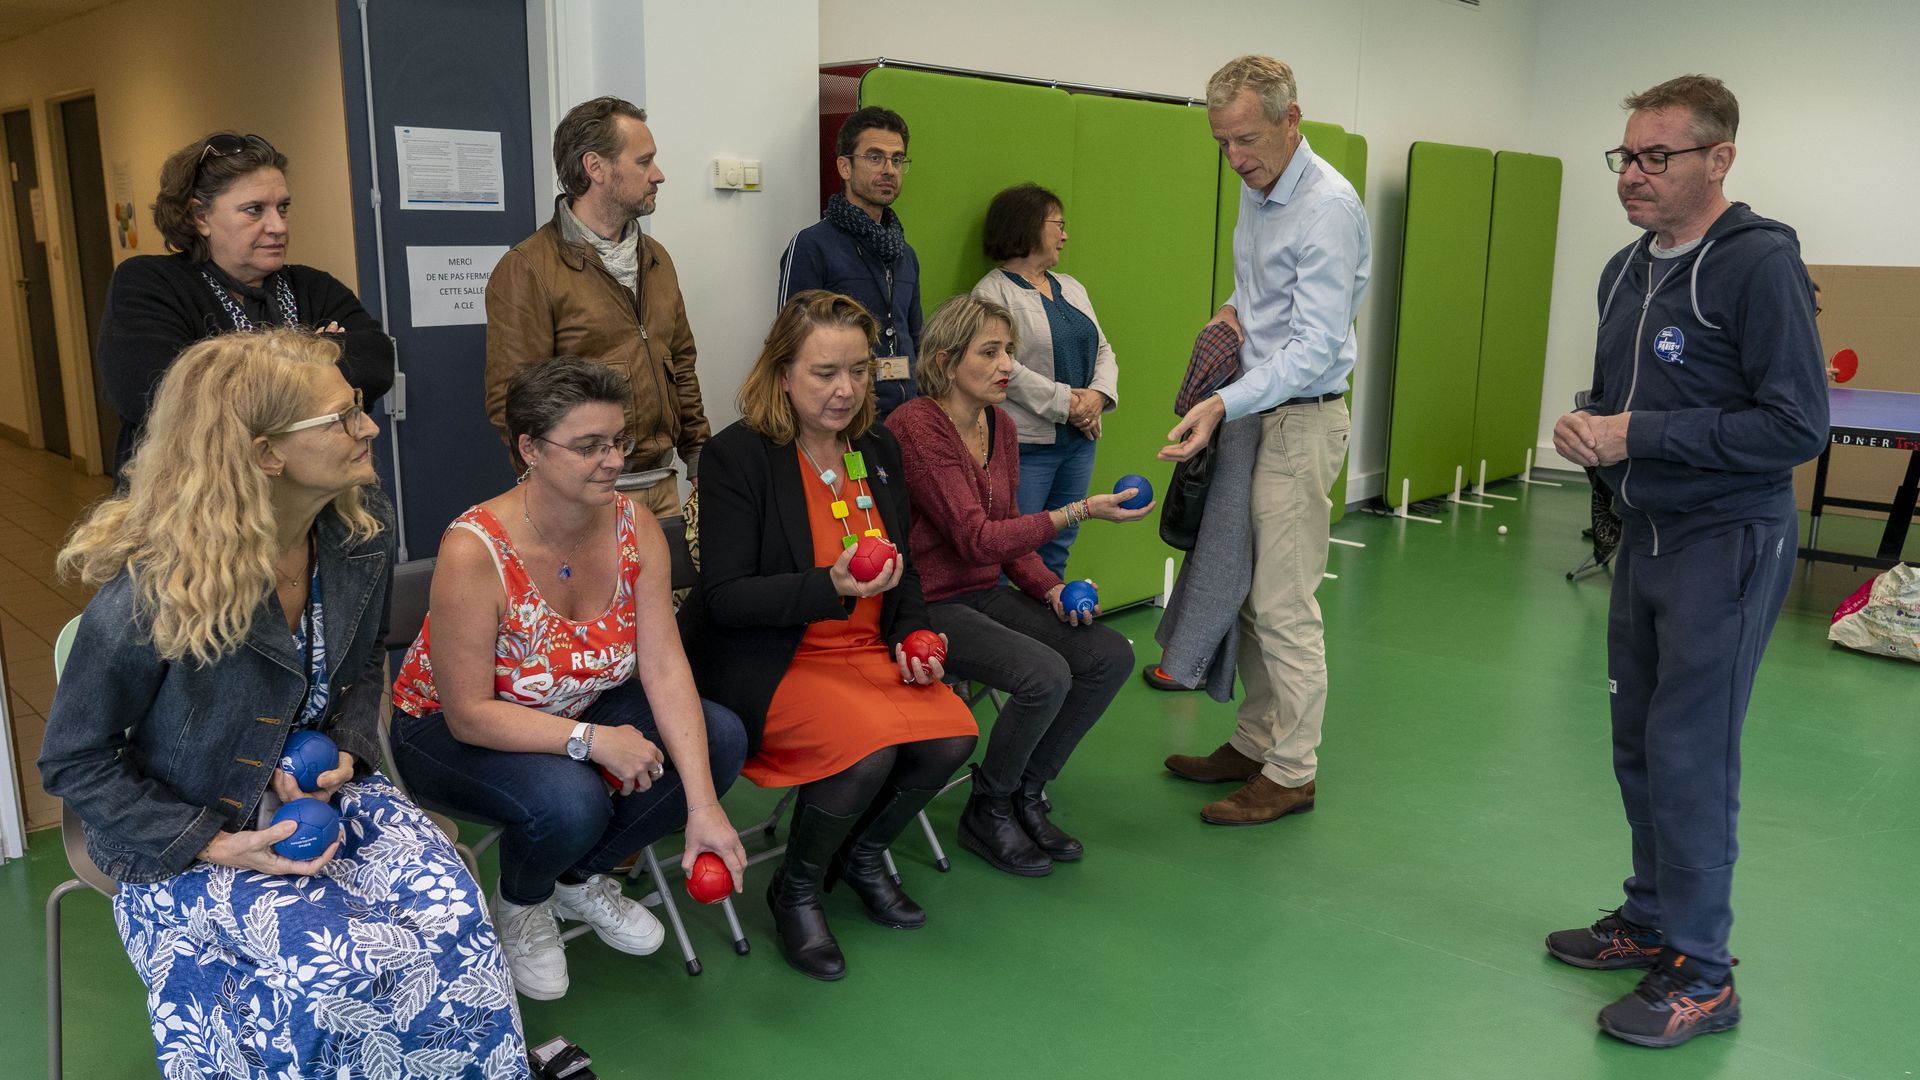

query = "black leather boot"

[825,785,942,928]
[767,803,859,981]
[956,765,1052,877]
[1014,775,1082,861]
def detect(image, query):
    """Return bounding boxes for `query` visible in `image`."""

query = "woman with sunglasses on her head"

[390,356,748,1001]
[95,132,393,480]
[40,329,528,1077]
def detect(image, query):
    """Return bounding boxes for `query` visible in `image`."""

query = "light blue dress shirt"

[1213,136,1372,422]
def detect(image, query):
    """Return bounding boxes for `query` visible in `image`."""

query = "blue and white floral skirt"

[113,774,530,1079]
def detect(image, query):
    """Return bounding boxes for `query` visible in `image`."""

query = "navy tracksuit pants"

[1607,508,1797,982]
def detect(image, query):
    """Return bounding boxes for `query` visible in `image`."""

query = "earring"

[517,464,533,485]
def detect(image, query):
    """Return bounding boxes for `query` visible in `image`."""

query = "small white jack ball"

[1498,525,1509,535]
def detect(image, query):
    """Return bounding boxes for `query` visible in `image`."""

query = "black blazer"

[681,420,931,751]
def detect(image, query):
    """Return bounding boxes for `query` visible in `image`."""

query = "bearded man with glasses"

[1547,74,1827,1049]
[778,106,925,420]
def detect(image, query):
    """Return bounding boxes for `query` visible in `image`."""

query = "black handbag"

[1158,443,1216,551]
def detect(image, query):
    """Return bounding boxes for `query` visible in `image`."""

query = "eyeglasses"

[275,389,366,437]
[536,434,637,461]
[1043,218,1067,231]
[1605,144,1717,175]
[196,133,275,180]
[848,150,912,173]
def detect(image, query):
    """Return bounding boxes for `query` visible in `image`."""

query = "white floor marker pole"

[1518,447,1564,487]
[1158,557,1174,608]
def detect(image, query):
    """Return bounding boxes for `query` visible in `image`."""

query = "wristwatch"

[565,722,594,762]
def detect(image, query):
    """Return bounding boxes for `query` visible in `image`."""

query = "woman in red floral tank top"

[390,358,747,1002]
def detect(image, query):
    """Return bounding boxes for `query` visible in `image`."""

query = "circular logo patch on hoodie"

[1653,326,1686,364]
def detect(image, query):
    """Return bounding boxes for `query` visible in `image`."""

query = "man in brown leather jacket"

[485,96,708,517]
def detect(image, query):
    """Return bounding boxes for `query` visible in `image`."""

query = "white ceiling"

[0,0,123,46]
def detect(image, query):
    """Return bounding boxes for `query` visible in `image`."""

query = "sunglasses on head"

[195,133,276,181]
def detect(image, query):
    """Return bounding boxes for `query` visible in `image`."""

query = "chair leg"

[916,810,951,872]
[720,894,749,955]
[47,877,88,1080]
[641,844,703,976]
[880,847,902,887]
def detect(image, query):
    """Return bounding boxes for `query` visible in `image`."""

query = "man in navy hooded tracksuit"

[1546,75,1828,1048]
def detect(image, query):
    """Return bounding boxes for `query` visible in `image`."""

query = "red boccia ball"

[686,851,733,905]
[846,535,897,583]
[902,628,947,669]
[599,765,626,792]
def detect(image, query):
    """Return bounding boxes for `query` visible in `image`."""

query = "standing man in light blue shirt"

[1160,54,1370,826]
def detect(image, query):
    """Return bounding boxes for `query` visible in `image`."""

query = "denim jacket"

[38,495,394,884]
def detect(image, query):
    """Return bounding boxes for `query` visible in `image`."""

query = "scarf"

[825,192,906,264]
[196,260,298,331]
[560,198,641,292]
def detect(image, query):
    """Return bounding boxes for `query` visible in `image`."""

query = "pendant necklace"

[798,439,881,549]
[522,489,590,580]
[937,400,994,514]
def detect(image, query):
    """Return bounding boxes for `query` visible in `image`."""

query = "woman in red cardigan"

[887,295,1150,875]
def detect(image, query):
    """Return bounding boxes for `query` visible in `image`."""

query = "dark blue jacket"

[778,216,923,418]
[1585,204,1828,555]
[39,495,395,883]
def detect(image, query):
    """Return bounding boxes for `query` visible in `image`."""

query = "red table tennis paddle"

[1830,348,1859,383]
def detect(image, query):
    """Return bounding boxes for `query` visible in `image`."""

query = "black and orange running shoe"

[1546,907,1665,969]
[1598,953,1740,1048]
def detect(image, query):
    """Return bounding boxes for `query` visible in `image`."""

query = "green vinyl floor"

[4,476,1915,1079]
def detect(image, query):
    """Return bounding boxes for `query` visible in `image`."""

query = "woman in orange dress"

[682,291,977,981]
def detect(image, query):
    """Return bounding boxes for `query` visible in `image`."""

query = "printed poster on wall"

[406,245,508,327]
[394,126,506,211]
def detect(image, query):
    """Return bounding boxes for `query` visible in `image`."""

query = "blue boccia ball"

[1060,580,1099,616]
[279,729,338,792]
[270,797,341,861]
[1113,474,1153,510]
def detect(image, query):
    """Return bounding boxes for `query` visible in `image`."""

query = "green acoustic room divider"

[860,68,1075,317]
[1059,95,1220,607]
[1471,152,1562,483]
[1212,121,1366,525]
[1385,142,1495,507]
[861,68,1375,607]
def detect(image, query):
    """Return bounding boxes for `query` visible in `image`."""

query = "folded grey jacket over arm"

[1153,415,1261,702]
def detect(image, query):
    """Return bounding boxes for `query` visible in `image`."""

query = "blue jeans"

[1016,434,1098,579]
[392,681,747,907]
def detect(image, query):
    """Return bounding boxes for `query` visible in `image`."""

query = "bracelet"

[686,802,719,814]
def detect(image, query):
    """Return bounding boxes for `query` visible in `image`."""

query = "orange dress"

[743,446,977,787]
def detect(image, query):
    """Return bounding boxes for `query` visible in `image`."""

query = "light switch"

[711,157,763,192]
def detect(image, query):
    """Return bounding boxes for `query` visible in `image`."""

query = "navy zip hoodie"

[1584,203,1828,555]
[777,212,924,418]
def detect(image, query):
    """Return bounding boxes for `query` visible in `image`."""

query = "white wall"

[1526,0,1920,459]
[821,0,1547,499]
[0,0,355,467]
[642,0,823,435]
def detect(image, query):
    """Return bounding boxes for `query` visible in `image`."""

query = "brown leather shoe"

[1200,776,1315,826]
[1164,742,1263,784]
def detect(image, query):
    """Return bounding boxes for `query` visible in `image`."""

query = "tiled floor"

[0,437,112,832]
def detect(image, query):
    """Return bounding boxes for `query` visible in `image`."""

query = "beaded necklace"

[798,439,882,549]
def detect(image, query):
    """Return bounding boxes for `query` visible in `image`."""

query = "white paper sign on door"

[395,126,505,211]
[406,245,508,327]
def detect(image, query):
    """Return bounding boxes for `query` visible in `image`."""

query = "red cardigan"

[886,396,1061,603]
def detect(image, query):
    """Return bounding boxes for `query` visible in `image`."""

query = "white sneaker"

[550,873,666,956]
[494,894,569,1000]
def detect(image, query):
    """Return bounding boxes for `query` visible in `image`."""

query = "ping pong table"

[1801,387,1920,570]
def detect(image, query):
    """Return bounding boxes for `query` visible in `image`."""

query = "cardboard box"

[1793,265,1920,517]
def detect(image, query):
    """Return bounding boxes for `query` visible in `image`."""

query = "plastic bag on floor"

[1829,563,1920,662]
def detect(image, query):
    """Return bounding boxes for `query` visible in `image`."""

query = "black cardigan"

[95,252,395,476]
[680,420,933,751]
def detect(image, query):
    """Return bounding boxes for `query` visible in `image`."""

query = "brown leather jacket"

[484,200,709,509]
